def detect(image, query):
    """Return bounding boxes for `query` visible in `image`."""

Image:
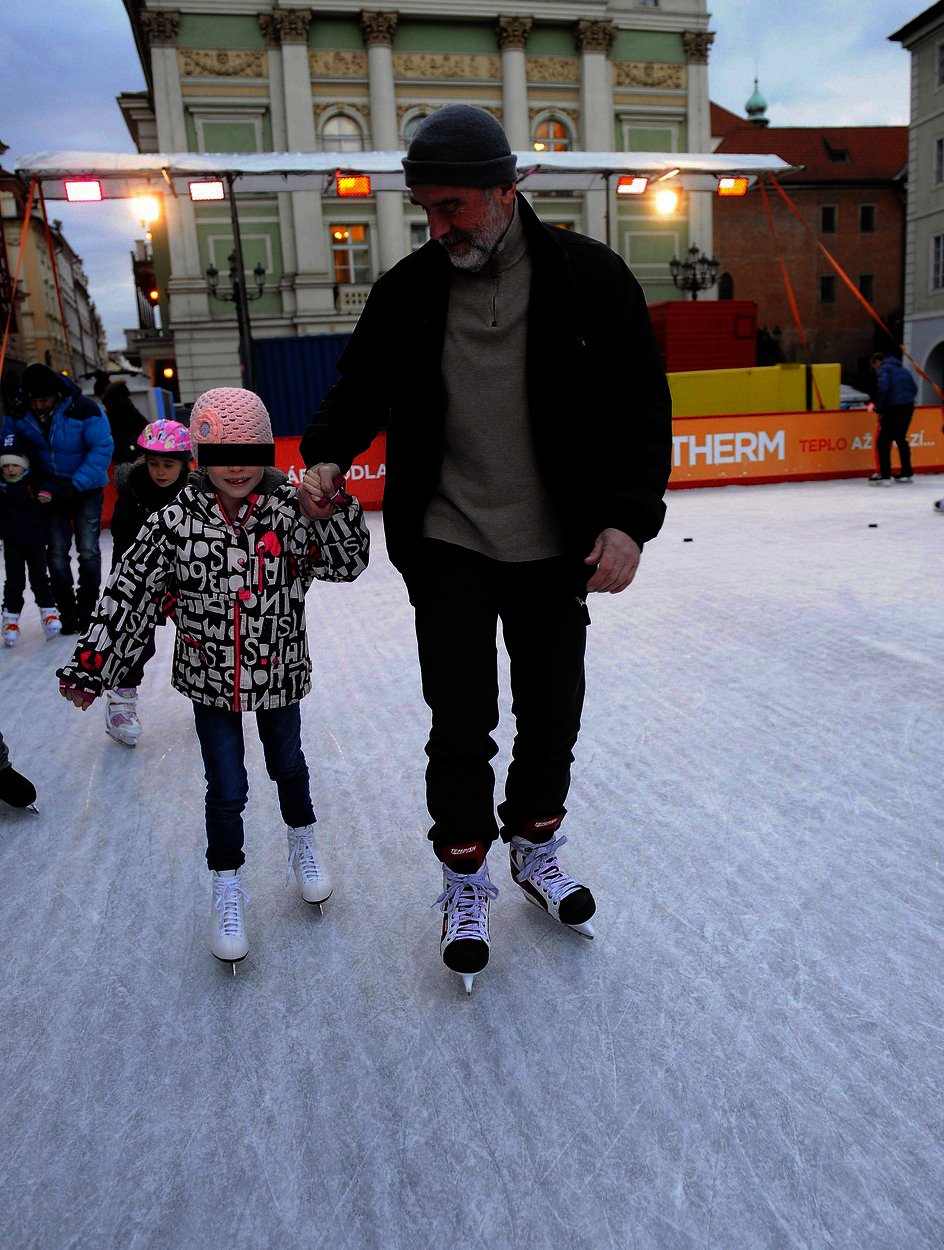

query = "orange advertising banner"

[668,406,944,487]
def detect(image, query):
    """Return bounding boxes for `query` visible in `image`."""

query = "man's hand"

[298,463,341,519]
[584,528,641,594]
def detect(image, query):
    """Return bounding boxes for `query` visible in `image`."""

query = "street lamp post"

[205,173,266,391]
[669,244,720,301]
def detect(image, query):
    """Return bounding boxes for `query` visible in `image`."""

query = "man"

[868,352,918,485]
[2,363,113,632]
[299,105,672,992]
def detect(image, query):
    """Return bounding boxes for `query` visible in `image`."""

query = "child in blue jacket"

[0,434,60,646]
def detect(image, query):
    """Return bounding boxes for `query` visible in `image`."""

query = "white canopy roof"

[15,149,800,199]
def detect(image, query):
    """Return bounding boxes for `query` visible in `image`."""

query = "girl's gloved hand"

[59,682,96,711]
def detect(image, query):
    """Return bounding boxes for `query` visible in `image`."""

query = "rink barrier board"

[100,407,943,525]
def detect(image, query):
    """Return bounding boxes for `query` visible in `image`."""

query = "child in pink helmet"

[103,418,193,747]
[57,389,369,972]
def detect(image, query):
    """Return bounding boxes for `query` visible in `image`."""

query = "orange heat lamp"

[163,367,175,379]
[64,180,103,203]
[336,173,371,197]
[616,176,648,196]
[718,177,749,197]
[148,289,160,303]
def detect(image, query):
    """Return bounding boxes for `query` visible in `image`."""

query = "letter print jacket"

[57,468,370,711]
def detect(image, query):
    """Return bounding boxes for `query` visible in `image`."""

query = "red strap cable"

[767,172,944,404]
[758,175,826,410]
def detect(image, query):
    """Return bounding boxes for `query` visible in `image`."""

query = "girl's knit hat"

[189,388,275,466]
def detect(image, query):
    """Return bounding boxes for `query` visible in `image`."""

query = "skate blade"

[303,889,332,911]
[25,804,39,815]
[105,728,138,749]
[461,972,475,995]
[212,952,247,975]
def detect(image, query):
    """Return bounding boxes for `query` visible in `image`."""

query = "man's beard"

[439,193,510,272]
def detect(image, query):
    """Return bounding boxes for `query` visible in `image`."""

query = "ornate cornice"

[141,10,180,48]
[575,19,616,56]
[614,61,684,90]
[359,11,398,48]
[310,49,368,78]
[258,15,280,50]
[495,15,532,52]
[393,51,500,80]
[682,31,714,65]
[180,49,266,78]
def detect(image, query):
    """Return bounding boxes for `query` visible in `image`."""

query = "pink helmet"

[138,419,192,456]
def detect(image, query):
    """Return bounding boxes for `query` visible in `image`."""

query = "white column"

[683,31,715,295]
[261,32,298,317]
[361,12,405,275]
[576,20,616,243]
[271,9,333,318]
[496,16,532,150]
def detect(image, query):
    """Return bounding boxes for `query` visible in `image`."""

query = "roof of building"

[713,120,907,183]
[889,1,944,45]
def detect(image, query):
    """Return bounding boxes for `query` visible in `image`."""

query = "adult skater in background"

[868,352,918,485]
[300,105,672,993]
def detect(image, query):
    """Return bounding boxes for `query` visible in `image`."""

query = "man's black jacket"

[300,194,672,581]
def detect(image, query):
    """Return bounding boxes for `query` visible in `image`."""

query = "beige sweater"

[422,203,564,561]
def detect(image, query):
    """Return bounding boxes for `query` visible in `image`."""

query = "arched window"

[403,113,429,146]
[718,272,734,300]
[532,117,571,153]
[322,113,365,153]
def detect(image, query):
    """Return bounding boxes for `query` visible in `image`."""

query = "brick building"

[711,102,907,389]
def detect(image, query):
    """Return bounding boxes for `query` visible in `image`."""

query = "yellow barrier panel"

[669,362,841,418]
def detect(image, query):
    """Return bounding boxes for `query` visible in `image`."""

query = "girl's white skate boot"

[210,870,250,974]
[435,841,499,995]
[285,824,332,908]
[509,831,596,939]
[2,612,20,647]
[104,687,143,747]
[38,606,61,639]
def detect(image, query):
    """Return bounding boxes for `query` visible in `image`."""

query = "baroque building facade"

[120,1,713,401]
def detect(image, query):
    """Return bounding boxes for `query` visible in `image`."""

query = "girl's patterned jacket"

[57,467,369,712]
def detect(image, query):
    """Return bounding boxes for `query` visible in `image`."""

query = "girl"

[104,418,192,746]
[57,389,369,972]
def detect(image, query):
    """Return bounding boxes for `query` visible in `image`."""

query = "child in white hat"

[57,388,369,972]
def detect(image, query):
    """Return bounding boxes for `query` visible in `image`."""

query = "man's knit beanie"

[402,105,517,188]
[190,387,275,466]
[22,363,66,399]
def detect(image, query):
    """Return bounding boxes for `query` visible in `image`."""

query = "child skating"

[57,389,369,972]
[103,418,192,747]
[0,434,61,646]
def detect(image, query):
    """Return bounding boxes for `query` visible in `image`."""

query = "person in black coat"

[99,378,148,466]
[0,434,60,646]
[298,105,673,993]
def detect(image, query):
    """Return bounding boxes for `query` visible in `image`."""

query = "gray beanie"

[402,105,518,188]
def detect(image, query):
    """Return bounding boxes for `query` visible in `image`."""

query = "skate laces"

[434,863,499,942]
[511,835,581,906]
[286,826,323,886]
[213,874,250,936]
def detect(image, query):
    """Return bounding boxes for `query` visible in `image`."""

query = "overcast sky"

[0,0,922,347]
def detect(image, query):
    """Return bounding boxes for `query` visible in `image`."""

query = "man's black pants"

[877,404,914,478]
[411,539,588,854]
[2,542,55,613]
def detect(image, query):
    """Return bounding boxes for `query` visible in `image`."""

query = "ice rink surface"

[2,476,943,1250]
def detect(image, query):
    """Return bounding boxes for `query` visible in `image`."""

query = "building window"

[718,272,734,300]
[860,204,876,232]
[322,113,365,152]
[330,225,370,284]
[937,42,944,88]
[636,0,658,6]
[932,234,944,291]
[820,205,837,234]
[859,275,875,302]
[533,118,570,153]
[403,113,429,146]
[820,275,836,304]
[410,223,429,251]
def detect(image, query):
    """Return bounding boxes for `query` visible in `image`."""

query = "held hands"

[59,681,96,711]
[298,462,342,520]
[584,528,641,594]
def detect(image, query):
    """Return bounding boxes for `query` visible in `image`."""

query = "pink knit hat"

[190,387,275,466]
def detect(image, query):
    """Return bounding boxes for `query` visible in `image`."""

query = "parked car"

[840,384,871,410]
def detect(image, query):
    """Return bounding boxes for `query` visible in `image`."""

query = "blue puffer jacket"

[2,375,113,492]
[875,356,918,410]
